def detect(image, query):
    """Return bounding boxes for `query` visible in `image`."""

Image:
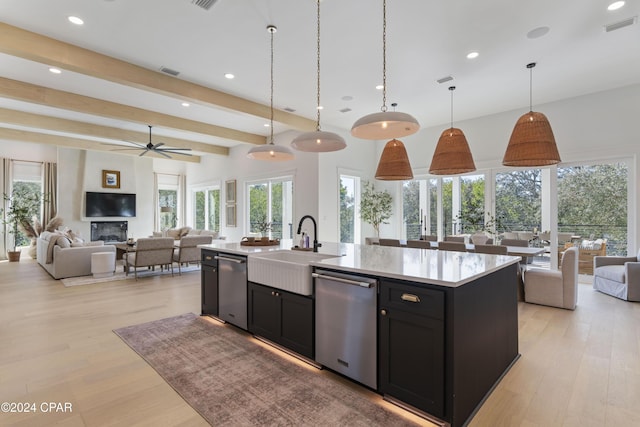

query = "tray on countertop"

[240,238,280,246]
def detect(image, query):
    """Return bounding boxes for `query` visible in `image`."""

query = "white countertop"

[199,240,520,288]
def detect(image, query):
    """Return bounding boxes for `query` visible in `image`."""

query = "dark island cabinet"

[378,279,445,419]
[248,282,314,359]
[201,250,218,316]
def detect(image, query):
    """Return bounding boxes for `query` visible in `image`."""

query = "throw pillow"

[55,235,71,248]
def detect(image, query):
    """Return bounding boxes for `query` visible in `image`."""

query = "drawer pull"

[205,256,212,261]
[401,293,421,303]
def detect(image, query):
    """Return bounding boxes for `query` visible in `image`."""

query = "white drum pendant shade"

[291,130,346,152]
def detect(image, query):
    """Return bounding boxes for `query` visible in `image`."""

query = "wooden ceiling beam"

[0,127,201,163]
[0,107,229,156]
[0,76,265,145]
[0,22,316,132]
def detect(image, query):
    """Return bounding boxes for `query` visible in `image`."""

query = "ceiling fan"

[111,125,193,158]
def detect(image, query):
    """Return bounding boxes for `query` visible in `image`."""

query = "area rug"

[114,313,420,426]
[61,265,200,287]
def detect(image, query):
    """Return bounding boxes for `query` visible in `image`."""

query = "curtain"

[179,174,187,228]
[153,172,159,231]
[1,158,11,260]
[43,162,57,224]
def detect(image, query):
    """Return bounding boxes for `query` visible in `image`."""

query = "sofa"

[37,231,116,279]
[593,249,640,302]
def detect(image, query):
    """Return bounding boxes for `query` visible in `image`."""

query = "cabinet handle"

[271,291,275,296]
[271,291,280,297]
[401,293,421,303]
[205,255,212,261]
[380,309,387,316]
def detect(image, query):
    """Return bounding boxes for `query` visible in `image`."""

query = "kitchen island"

[200,240,521,427]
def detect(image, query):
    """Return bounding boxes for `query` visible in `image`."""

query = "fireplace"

[91,221,128,243]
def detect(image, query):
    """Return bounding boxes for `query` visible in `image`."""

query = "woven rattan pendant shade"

[503,111,560,166]
[429,127,476,175]
[375,139,413,180]
[503,62,560,167]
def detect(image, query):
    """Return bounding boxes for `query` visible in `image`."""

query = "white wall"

[186,130,320,242]
[57,148,155,240]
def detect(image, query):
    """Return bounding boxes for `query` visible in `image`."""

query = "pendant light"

[429,86,476,175]
[350,0,420,140]
[291,0,346,153]
[503,62,560,166]
[247,25,295,161]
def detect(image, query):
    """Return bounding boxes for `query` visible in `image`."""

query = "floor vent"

[160,67,180,77]
[604,16,637,32]
[191,0,218,11]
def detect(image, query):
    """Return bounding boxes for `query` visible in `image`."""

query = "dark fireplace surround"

[91,221,128,243]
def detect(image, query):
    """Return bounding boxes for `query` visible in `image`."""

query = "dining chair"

[406,240,432,249]
[500,238,530,264]
[445,236,465,243]
[473,244,508,255]
[438,241,467,252]
[379,238,401,247]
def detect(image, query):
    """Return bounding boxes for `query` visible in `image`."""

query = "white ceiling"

[0,0,639,157]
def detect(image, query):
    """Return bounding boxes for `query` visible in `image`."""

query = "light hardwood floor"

[1,258,639,426]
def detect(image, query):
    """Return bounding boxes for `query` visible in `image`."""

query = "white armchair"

[593,249,640,302]
[524,246,578,310]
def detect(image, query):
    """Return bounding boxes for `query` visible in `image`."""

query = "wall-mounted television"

[85,192,136,217]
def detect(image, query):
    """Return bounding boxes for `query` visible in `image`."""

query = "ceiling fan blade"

[139,149,149,157]
[156,147,192,152]
[152,142,165,149]
[160,150,193,157]
[155,150,171,158]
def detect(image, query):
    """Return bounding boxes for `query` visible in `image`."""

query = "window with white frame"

[193,186,220,232]
[339,175,360,243]
[157,174,179,229]
[247,176,293,239]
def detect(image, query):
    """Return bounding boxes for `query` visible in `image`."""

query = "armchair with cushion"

[124,237,175,280]
[173,235,213,274]
[593,249,640,302]
[524,246,578,310]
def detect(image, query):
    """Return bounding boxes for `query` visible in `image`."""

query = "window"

[193,187,220,232]
[339,175,360,243]
[11,160,44,248]
[458,174,486,233]
[247,177,293,239]
[402,178,437,239]
[558,162,628,256]
[495,169,541,233]
[157,173,181,229]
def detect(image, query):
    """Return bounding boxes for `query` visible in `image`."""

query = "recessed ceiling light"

[49,67,62,74]
[466,51,479,59]
[181,102,190,107]
[527,26,550,39]
[264,123,270,127]
[341,95,353,101]
[375,84,384,90]
[68,16,84,25]
[317,106,324,110]
[224,73,235,79]
[608,1,625,11]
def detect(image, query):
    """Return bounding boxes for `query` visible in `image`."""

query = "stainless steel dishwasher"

[215,254,247,329]
[313,269,378,389]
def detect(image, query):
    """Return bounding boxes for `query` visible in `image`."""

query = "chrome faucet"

[297,215,321,252]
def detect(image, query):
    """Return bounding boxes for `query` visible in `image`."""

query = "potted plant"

[360,181,393,238]
[2,187,44,261]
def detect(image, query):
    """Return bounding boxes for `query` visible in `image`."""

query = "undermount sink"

[248,250,341,296]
